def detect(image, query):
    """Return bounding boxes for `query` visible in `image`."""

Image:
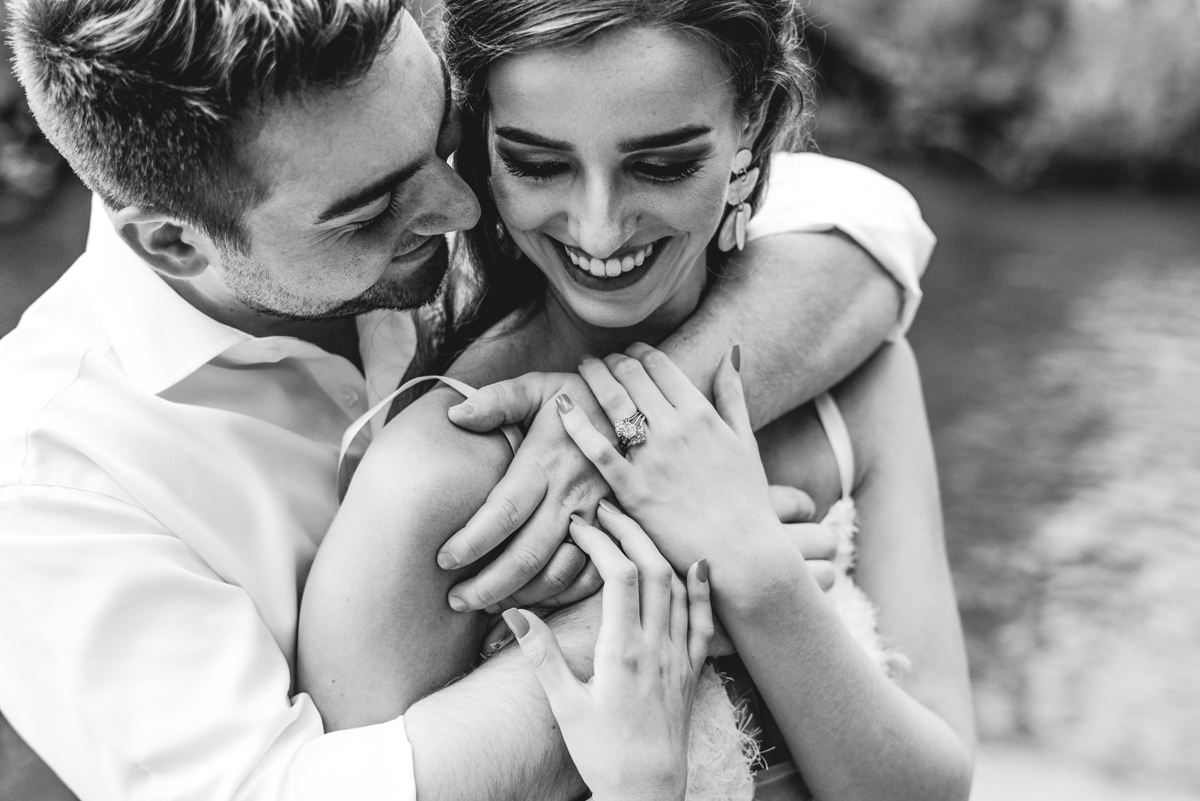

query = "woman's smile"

[553,235,670,291]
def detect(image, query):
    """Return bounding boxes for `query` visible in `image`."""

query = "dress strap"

[813,392,854,500]
[337,375,524,494]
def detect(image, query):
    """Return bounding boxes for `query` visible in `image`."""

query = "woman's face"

[485,25,753,330]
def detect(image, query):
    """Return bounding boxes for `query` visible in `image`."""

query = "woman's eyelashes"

[499,154,705,184]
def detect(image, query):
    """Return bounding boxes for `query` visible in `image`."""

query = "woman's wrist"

[706,533,819,624]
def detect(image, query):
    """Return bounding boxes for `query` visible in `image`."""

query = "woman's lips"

[552,236,669,293]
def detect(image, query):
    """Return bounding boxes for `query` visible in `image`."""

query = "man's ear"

[110,207,220,279]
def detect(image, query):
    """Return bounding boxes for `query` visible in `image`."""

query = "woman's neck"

[539,255,709,365]
[447,251,710,386]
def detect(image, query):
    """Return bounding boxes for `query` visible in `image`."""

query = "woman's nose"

[410,160,481,237]
[570,179,632,259]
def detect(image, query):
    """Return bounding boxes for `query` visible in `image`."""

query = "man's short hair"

[8,0,406,250]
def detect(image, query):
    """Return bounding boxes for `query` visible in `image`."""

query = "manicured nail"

[555,394,573,413]
[578,353,596,366]
[451,401,474,416]
[448,594,468,612]
[503,608,530,638]
[597,498,619,515]
[437,550,459,569]
[730,344,741,372]
[696,559,709,583]
[484,603,501,614]
[569,513,587,528]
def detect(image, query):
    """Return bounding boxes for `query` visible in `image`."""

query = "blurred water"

[892,161,1200,796]
[2,166,1199,797]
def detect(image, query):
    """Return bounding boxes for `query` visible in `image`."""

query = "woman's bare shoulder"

[338,384,514,543]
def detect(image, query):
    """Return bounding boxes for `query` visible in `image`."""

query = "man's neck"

[163,273,365,372]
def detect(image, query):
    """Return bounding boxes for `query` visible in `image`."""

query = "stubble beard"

[220,238,451,321]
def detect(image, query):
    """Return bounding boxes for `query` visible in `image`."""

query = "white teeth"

[565,240,660,278]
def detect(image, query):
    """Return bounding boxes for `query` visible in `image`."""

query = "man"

[0,2,932,799]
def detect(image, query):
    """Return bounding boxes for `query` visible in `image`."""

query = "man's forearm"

[404,599,599,801]
[660,231,901,429]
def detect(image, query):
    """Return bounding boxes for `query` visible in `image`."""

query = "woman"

[298,0,974,797]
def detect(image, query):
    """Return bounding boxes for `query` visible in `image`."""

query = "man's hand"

[441,372,612,612]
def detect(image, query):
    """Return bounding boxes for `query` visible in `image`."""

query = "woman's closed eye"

[499,154,704,185]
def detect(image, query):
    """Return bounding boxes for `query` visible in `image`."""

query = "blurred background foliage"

[808,0,1200,187]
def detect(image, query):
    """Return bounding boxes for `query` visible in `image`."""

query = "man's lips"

[392,235,443,268]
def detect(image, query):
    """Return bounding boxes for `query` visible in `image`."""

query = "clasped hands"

[441,343,837,617]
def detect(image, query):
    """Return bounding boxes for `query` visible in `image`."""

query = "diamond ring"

[614,411,648,452]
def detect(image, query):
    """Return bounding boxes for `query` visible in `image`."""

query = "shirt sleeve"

[0,484,416,801]
[746,152,935,339]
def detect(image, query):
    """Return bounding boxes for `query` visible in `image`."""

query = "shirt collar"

[82,195,417,398]
[85,197,252,395]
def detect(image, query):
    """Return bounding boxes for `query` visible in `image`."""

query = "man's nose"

[410,160,481,236]
[569,178,632,259]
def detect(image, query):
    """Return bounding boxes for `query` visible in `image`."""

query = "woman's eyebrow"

[494,127,572,150]
[619,125,712,152]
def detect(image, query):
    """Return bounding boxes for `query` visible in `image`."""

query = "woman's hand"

[556,345,792,585]
[503,511,712,801]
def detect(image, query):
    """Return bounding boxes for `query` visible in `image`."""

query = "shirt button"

[340,387,361,407]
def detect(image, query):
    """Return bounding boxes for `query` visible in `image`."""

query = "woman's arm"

[718,341,974,801]
[555,343,974,801]
[297,386,511,729]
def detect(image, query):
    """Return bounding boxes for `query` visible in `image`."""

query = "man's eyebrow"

[618,125,712,152]
[315,161,423,224]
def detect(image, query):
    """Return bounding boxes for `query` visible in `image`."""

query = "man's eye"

[350,193,403,233]
[500,156,570,182]
[634,159,703,184]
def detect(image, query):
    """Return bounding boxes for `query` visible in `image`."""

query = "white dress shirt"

[0,154,933,801]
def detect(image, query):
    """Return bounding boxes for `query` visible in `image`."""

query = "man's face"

[216,12,480,320]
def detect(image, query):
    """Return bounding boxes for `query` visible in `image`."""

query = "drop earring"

[717,148,760,252]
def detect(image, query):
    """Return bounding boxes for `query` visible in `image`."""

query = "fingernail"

[437,550,459,569]
[597,498,619,515]
[484,603,501,615]
[730,344,741,372]
[578,353,595,366]
[696,559,709,583]
[569,513,587,528]
[503,608,530,638]
[451,401,474,417]
[555,393,573,413]
[448,594,468,612]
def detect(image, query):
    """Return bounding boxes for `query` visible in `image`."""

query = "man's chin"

[325,243,450,318]
[243,239,450,322]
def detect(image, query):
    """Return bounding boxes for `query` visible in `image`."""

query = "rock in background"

[809,0,1200,186]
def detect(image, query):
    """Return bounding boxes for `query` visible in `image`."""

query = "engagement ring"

[614,411,648,452]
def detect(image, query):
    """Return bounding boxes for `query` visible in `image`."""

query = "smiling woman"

[297,1,971,800]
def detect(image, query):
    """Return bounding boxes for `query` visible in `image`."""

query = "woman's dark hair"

[397,0,814,403]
